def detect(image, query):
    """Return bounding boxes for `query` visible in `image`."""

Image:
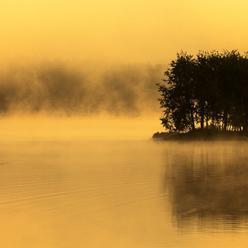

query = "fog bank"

[0,63,163,116]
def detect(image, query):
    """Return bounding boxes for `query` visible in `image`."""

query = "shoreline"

[152,130,248,141]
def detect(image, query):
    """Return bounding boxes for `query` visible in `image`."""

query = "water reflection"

[166,142,248,230]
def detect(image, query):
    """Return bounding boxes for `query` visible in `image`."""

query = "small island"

[153,50,248,141]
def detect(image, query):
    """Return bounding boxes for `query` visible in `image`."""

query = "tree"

[158,50,248,133]
[158,52,196,132]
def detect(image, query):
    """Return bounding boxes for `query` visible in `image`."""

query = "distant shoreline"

[152,129,248,141]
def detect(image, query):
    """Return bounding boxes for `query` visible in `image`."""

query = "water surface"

[1,140,248,248]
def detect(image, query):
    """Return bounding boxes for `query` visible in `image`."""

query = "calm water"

[1,140,248,247]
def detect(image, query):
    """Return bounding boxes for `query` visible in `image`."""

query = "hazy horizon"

[1,0,248,65]
[1,0,248,137]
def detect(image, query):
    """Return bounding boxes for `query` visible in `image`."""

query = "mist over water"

[1,0,248,247]
[0,63,162,115]
[0,63,247,248]
[1,140,248,248]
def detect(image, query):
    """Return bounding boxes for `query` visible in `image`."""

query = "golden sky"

[0,0,248,64]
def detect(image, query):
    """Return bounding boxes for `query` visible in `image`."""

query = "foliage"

[158,50,248,132]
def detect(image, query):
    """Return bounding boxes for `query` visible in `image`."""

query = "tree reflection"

[166,143,248,229]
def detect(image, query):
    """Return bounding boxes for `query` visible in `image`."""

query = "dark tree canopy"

[158,50,248,133]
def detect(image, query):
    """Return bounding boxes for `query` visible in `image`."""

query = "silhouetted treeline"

[158,51,248,132]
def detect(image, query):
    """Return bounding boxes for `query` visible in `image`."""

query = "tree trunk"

[200,104,204,129]
[223,111,228,131]
[190,107,195,131]
[205,111,209,129]
[243,122,248,133]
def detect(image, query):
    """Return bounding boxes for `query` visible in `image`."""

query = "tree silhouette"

[158,50,248,133]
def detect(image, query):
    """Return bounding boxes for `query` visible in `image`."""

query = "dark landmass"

[153,129,248,141]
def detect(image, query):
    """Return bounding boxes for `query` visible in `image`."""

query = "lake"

[0,139,248,248]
